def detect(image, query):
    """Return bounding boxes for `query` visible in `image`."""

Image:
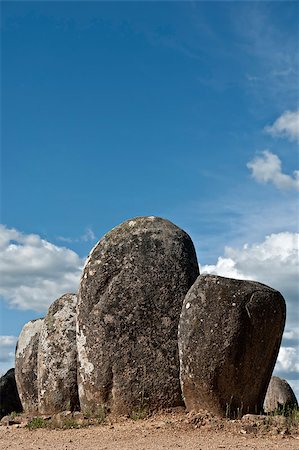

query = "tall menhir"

[76,216,199,415]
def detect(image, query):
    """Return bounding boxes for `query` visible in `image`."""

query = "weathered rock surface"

[77,216,199,415]
[38,293,79,414]
[0,369,22,419]
[264,376,298,413]
[178,275,286,417]
[15,318,44,413]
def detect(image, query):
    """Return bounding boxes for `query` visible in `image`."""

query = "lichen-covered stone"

[178,275,286,417]
[15,318,43,413]
[0,369,22,419]
[38,293,79,414]
[77,216,199,415]
[264,376,298,413]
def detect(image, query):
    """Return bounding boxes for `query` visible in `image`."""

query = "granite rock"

[178,275,286,417]
[15,318,43,413]
[264,376,298,413]
[77,216,199,415]
[38,294,79,414]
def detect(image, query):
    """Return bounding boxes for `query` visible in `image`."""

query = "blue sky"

[1,1,298,398]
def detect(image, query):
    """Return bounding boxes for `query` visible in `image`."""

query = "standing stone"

[38,293,79,414]
[77,216,199,415]
[264,376,298,413]
[15,318,43,413]
[0,369,22,419]
[178,275,286,417]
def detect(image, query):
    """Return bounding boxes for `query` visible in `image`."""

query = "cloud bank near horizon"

[0,224,83,313]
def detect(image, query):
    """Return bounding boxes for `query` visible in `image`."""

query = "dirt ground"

[1,409,298,450]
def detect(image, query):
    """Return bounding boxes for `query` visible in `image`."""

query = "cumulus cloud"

[0,336,17,360]
[201,231,298,290]
[276,347,299,373]
[264,110,299,141]
[201,232,299,374]
[283,330,299,341]
[0,336,18,376]
[247,150,299,191]
[0,336,17,367]
[0,225,83,312]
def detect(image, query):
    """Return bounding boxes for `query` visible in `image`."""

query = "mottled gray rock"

[15,318,44,413]
[264,376,298,413]
[38,293,79,414]
[77,216,199,415]
[0,369,22,419]
[178,275,286,417]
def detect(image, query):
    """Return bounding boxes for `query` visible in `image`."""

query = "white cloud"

[247,150,299,191]
[57,227,96,244]
[265,110,299,141]
[81,227,96,242]
[0,336,17,364]
[283,330,299,341]
[0,225,83,312]
[201,232,298,285]
[0,336,17,347]
[0,336,18,376]
[202,257,250,281]
[201,231,299,389]
[276,347,299,373]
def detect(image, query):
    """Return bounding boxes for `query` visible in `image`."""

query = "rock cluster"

[15,295,78,415]
[13,216,289,418]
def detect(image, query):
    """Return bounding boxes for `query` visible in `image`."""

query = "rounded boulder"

[15,318,44,413]
[178,275,286,417]
[38,293,79,414]
[264,376,298,413]
[77,216,199,415]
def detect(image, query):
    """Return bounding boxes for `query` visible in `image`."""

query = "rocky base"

[1,408,298,437]
[0,410,104,429]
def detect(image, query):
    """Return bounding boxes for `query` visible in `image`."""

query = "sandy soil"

[1,410,298,450]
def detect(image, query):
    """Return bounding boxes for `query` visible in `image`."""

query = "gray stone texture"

[0,369,22,419]
[15,318,44,413]
[77,216,199,415]
[38,293,79,414]
[263,376,298,413]
[178,275,286,417]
